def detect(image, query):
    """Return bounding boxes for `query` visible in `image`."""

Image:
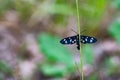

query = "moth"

[60,34,97,50]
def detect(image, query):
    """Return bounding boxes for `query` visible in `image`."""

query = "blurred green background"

[0,0,120,80]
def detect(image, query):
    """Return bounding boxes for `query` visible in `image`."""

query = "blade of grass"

[76,0,84,80]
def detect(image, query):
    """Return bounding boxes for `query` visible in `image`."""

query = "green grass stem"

[75,0,84,80]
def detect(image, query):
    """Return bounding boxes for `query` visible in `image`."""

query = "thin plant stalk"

[76,0,84,80]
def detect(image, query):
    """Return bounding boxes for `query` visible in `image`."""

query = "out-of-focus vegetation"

[0,0,120,80]
[37,33,74,77]
[0,61,12,80]
[109,18,120,45]
[112,0,120,9]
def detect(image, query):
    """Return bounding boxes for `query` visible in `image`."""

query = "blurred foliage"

[112,0,120,9]
[40,64,67,77]
[108,0,120,45]
[79,0,108,28]
[108,0,120,76]
[0,61,12,74]
[0,0,118,79]
[19,0,73,25]
[0,0,13,16]
[37,33,73,64]
[42,4,74,15]
[0,73,4,80]
[37,33,74,77]
[14,0,35,21]
[105,57,117,76]
[82,45,94,65]
[89,74,97,80]
[108,18,120,45]
[0,61,12,79]
[0,0,108,28]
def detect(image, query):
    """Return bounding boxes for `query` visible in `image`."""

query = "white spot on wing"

[90,37,94,43]
[90,39,93,43]
[74,39,76,42]
[70,39,72,42]
[82,40,85,43]
[85,38,87,41]
[72,41,74,43]
[91,38,94,40]
[65,41,67,43]
[63,39,66,41]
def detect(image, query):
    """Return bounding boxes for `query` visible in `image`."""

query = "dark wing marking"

[60,35,78,45]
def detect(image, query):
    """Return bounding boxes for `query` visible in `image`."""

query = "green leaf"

[108,18,120,45]
[37,33,74,76]
[41,64,67,77]
[37,33,73,65]
[82,45,94,65]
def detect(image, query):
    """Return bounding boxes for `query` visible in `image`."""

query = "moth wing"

[80,35,97,44]
[60,35,78,44]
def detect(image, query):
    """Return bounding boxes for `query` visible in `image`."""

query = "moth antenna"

[81,29,86,34]
[71,29,78,34]
[71,29,86,34]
